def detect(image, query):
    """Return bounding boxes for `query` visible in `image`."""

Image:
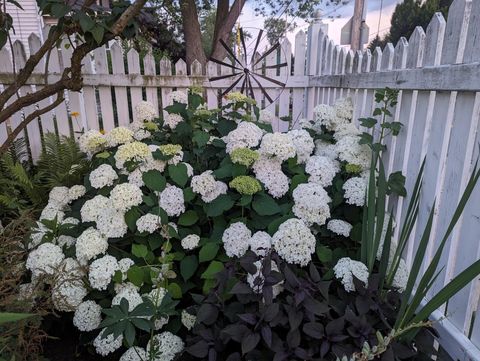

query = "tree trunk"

[210,0,246,61]
[180,0,207,68]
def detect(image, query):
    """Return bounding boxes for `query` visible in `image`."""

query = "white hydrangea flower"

[62,217,79,226]
[181,234,200,250]
[93,329,124,356]
[392,258,409,293]
[202,181,227,203]
[272,218,316,266]
[159,185,185,217]
[110,183,143,212]
[80,195,112,223]
[305,155,340,187]
[191,171,216,197]
[73,300,102,331]
[327,219,353,237]
[146,331,184,361]
[68,185,86,202]
[335,135,371,170]
[48,186,70,208]
[292,183,331,226]
[258,109,277,124]
[145,287,167,307]
[115,141,152,169]
[120,347,148,361]
[343,176,367,207]
[96,207,129,239]
[287,129,315,163]
[89,164,118,189]
[135,101,157,121]
[40,203,65,222]
[57,235,76,248]
[115,282,140,294]
[181,310,196,330]
[314,139,338,160]
[118,258,135,281]
[88,255,119,291]
[333,122,361,141]
[79,129,106,155]
[333,257,369,292]
[248,231,272,257]
[222,222,251,258]
[247,260,283,297]
[169,90,188,104]
[105,126,134,147]
[112,286,143,311]
[334,97,354,120]
[26,243,64,278]
[225,122,263,153]
[137,213,162,233]
[133,129,151,141]
[164,113,184,129]
[76,227,108,264]
[313,104,336,131]
[259,133,296,161]
[52,258,87,311]
[128,168,145,187]
[252,155,289,199]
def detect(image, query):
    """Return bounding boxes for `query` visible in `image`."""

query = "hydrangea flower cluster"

[24,96,405,359]
[333,257,369,292]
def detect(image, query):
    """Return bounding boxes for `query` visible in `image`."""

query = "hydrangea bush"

[23,90,428,360]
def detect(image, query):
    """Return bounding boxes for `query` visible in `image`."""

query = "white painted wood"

[278,38,292,132]
[81,53,99,130]
[371,47,382,72]
[110,42,130,127]
[291,30,306,128]
[463,0,480,63]
[440,0,472,65]
[144,51,159,112]
[206,61,219,110]
[93,46,115,131]
[159,57,173,113]
[423,13,446,67]
[127,48,143,120]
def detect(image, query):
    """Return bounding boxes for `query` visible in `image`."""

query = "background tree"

[369,0,453,51]
[147,0,341,67]
[264,17,294,46]
[0,0,148,154]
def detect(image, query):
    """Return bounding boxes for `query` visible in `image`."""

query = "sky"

[238,0,403,49]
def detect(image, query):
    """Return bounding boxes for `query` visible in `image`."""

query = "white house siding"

[6,0,43,55]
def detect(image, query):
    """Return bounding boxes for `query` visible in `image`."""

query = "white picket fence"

[1,0,480,359]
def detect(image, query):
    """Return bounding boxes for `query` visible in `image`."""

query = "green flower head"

[143,121,159,131]
[230,148,259,167]
[229,176,262,195]
[345,163,363,174]
[159,144,182,156]
[225,92,256,105]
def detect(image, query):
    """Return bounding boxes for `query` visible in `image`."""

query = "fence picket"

[127,48,143,120]
[292,30,306,127]
[278,38,292,132]
[159,57,173,116]
[144,51,159,112]
[94,46,115,131]
[110,42,130,127]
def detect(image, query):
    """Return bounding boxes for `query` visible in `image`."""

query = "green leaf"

[167,283,182,298]
[359,132,373,145]
[95,151,110,159]
[91,25,105,44]
[183,187,195,202]
[316,245,332,263]
[290,174,308,191]
[165,103,187,115]
[205,194,235,217]
[178,210,199,226]
[201,261,224,279]
[124,322,136,346]
[79,13,95,32]
[252,193,281,216]
[125,207,141,232]
[181,255,198,281]
[132,244,148,259]
[199,243,219,263]
[238,195,252,206]
[193,131,210,147]
[387,171,407,197]
[168,164,189,187]
[359,117,377,128]
[0,312,34,325]
[127,266,144,287]
[143,170,166,192]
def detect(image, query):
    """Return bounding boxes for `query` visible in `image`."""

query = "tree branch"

[0,92,65,155]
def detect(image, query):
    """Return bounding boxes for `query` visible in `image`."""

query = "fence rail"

[1,0,480,359]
